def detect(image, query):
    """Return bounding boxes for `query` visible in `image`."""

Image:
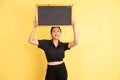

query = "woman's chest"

[45,44,64,55]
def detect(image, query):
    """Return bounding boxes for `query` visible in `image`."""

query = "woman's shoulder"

[59,41,69,45]
[59,40,69,43]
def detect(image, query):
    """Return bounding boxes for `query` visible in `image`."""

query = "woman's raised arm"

[68,18,78,48]
[28,17,38,46]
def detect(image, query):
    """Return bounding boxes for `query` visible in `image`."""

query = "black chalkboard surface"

[37,5,72,25]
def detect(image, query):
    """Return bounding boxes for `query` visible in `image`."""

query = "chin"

[53,37,60,40]
[52,36,60,40]
[55,38,59,40]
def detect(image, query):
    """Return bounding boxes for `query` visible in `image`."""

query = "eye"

[52,30,55,32]
[57,30,60,32]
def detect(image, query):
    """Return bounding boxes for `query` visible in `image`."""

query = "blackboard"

[37,5,72,25]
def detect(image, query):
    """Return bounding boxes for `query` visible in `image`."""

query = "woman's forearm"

[72,24,78,44]
[68,22,78,48]
[29,27,36,42]
[28,17,38,45]
[28,27,38,45]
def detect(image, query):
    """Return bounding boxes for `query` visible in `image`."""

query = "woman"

[28,17,78,80]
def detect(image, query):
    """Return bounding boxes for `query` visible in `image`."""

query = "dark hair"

[50,27,62,34]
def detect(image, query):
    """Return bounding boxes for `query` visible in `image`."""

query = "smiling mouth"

[55,35,59,37]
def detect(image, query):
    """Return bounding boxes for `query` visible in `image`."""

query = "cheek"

[51,32,55,36]
[58,32,61,35]
[58,33,61,36]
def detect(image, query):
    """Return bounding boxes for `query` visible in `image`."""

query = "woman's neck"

[52,39,59,47]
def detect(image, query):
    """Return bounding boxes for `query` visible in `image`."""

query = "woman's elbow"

[28,39,32,44]
[72,41,78,47]
[75,41,78,45]
[28,39,38,46]
[74,37,78,45]
[28,38,34,44]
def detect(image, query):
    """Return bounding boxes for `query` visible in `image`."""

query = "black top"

[38,39,70,62]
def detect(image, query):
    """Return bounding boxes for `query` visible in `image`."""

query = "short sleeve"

[38,40,48,50]
[63,42,70,51]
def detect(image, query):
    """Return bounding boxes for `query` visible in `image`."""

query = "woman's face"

[51,27,61,40]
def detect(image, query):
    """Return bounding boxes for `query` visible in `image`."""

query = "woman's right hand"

[34,17,38,28]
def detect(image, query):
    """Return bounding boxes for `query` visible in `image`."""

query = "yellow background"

[0,0,120,80]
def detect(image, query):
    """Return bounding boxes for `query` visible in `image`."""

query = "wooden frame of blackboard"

[36,4,73,26]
